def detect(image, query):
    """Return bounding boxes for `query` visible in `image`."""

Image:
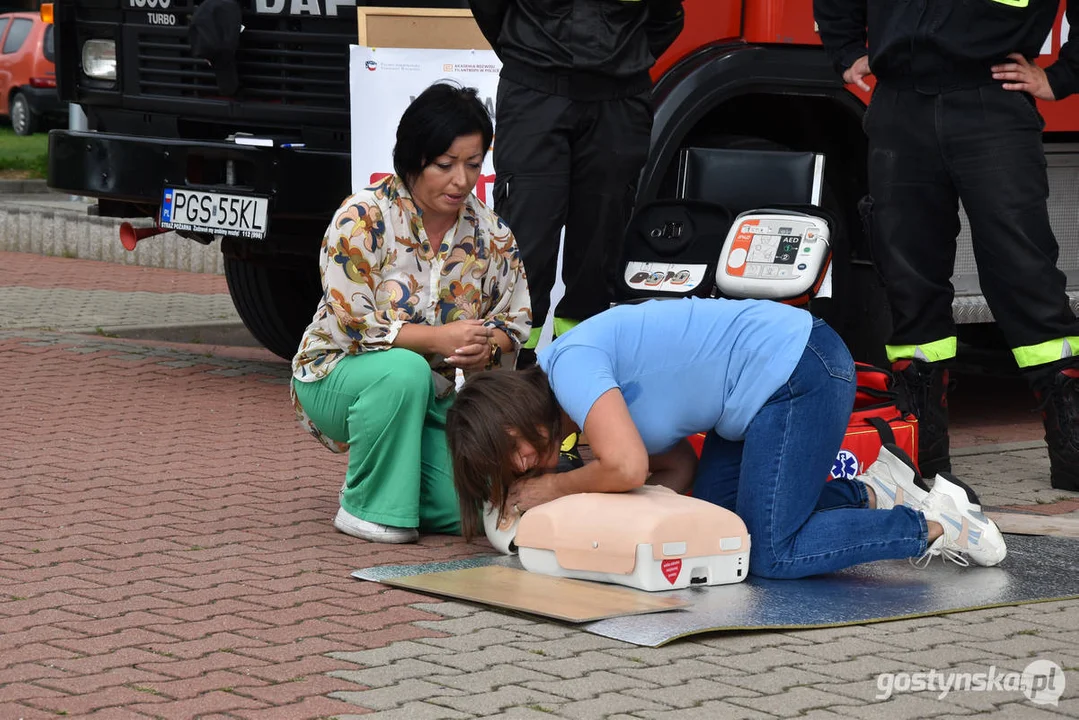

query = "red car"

[0,12,65,135]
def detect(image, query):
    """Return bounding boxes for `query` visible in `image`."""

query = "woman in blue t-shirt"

[446,297,1007,579]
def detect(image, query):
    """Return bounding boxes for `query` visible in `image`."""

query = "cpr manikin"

[484,485,751,591]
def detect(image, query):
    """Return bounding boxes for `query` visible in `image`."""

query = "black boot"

[515,347,537,370]
[1033,367,1079,491]
[892,359,952,477]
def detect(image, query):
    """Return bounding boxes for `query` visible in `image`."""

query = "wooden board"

[357,7,491,50]
[382,565,689,623]
[988,511,1079,539]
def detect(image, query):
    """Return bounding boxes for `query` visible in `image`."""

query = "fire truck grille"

[134,27,349,110]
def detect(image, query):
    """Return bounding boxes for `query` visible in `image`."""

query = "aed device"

[485,486,751,592]
[715,210,831,304]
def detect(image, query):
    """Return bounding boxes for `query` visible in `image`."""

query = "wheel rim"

[12,98,27,134]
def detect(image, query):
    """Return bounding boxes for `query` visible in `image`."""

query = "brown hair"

[446,365,564,540]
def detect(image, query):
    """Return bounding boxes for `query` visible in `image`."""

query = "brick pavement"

[1,251,1077,719]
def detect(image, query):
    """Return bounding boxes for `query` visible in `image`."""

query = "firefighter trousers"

[865,83,1079,372]
[492,78,652,345]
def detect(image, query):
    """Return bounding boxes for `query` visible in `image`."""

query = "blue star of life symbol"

[831,450,860,480]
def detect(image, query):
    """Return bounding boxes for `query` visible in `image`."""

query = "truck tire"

[224,255,321,360]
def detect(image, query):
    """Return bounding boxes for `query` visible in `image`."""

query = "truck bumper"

[47,130,352,222]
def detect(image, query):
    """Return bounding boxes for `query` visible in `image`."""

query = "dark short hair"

[446,366,565,541]
[393,82,494,188]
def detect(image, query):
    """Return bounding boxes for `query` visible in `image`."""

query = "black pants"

[493,78,652,340]
[865,83,1079,370]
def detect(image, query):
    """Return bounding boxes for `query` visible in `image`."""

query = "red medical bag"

[833,363,918,480]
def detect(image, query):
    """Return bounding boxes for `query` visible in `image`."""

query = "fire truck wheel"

[224,255,322,360]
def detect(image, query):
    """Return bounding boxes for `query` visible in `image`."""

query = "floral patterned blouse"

[291,175,532,452]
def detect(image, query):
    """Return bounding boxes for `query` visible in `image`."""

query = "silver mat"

[353,534,1079,647]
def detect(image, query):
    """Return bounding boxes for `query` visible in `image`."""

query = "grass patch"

[0,126,49,178]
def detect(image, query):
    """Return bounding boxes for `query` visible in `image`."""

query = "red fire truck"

[48,0,1078,362]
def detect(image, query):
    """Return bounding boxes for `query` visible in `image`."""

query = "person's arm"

[320,199,403,350]
[991,0,1078,103]
[645,0,685,62]
[469,0,509,56]
[1044,1,1079,100]
[506,389,649,511]
[394,320,490,360]
[645,438,698,494]
[813,0,868,77]
[476,226,533,367]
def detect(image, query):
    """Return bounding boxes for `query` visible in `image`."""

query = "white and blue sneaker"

[858,444,932,511]
[931,471,982,511]
[916,475,1007,568]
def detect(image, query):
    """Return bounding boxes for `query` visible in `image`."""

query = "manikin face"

[510,429,561,477]
[409,133,485,225]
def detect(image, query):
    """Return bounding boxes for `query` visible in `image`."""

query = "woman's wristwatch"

[486,337,503,370]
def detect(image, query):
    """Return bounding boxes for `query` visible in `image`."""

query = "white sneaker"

[858,444,931,511]
[916,476,1007,568]
[334,507,419,544]
[929,471,982,512]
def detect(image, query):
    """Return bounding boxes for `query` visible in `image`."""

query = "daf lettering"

[255,0,356,15]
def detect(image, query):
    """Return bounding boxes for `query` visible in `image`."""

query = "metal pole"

[68,102,87,132]
[67,104,88,201]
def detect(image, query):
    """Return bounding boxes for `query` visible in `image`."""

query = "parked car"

[0,12,66,135]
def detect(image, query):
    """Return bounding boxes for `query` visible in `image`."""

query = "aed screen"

[776,234,802,264]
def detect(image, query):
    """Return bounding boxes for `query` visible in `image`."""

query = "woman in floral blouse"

[291,83,532,543]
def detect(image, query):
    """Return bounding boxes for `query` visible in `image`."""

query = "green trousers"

[292,349,460,534]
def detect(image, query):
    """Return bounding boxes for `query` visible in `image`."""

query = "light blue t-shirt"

[536,297,813,453]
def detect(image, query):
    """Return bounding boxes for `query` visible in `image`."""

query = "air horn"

[119,222,170,251]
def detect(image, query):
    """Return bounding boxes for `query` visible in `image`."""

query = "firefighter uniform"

[469,0,685,355]
[815,0,1079,489]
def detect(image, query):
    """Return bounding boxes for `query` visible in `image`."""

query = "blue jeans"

[692,319,928,579]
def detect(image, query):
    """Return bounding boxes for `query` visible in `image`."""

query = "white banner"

[349,46,503,199]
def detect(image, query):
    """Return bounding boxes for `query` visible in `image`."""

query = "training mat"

[380,565,688,622]
[352,535,1079,647]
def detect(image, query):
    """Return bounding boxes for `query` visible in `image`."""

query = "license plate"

[160,188,270,240]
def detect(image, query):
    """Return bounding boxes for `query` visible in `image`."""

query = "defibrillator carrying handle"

[638,200,733,258]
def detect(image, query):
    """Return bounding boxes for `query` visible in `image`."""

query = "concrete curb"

[952,439,1046,456]
[0,179,51,194]
[0,199,225,275]
[86,320,260,347]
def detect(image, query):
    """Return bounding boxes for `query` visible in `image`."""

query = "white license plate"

[160,188,270,240]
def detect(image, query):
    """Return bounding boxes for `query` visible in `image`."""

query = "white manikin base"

[519,543,750,592]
